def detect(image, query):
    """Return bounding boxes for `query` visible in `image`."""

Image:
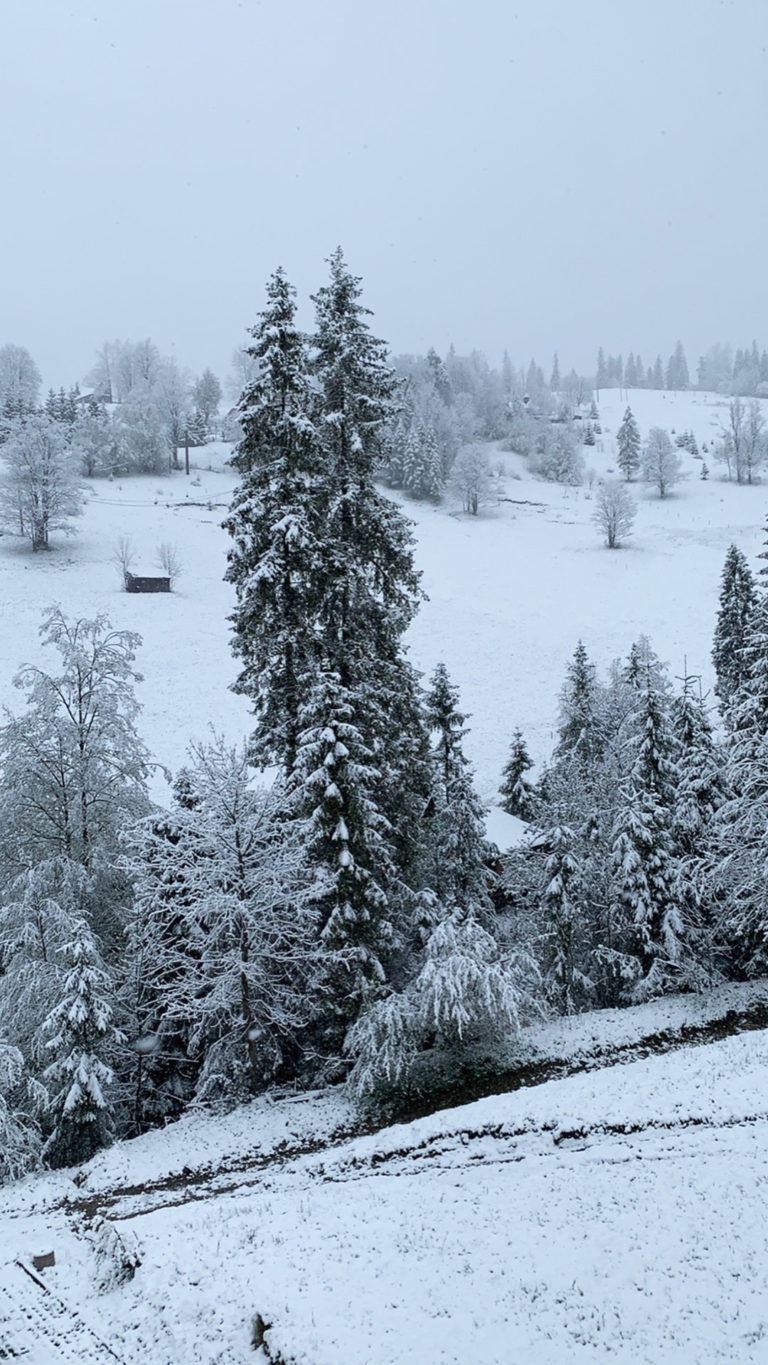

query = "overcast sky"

[2,0,767,389]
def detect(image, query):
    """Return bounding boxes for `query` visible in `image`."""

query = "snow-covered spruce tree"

[345,668,537,1102]
[42,928,120,1168]
[224,253,431,1052]
[704,584,768,977]
[423,664,494,908]
[301,251,432,989]
[671,676,729,983]
[554,641,605,768]
[712,544,757,711]
[499,729,534,818]
[541,825,587,1014]
[0,857,94,1069]
[609,679,684,1000]
[124,738,319,1106]
[616,407,641,481]
[671,676,728,858]
[402,422,443,501]
[287,672,395,1038]
[223,268,324,772]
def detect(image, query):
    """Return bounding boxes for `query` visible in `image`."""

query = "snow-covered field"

[3,1006,768,1363]
[3,391,768,1363]
[1,391,761,811]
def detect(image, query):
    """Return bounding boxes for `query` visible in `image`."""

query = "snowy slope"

[3,1013,768,1363]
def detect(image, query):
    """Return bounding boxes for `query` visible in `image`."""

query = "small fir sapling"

[499,729,534,818]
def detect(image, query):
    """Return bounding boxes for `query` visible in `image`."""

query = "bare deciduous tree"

[112,535,137,589]
[642,427,682,498]
[593,480,637,548]
[155,542,183,588]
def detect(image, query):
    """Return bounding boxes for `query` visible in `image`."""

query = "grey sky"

[2,0,767,389]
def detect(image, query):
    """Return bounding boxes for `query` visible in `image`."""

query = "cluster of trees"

[595,344,688,393]
[595,340,768,398]
[697,342,768,398]
[5,257,768,1184]
[0,340,223,540]
[381,348,595,504]
[0,254,536,1176]
[498,533,768,1009]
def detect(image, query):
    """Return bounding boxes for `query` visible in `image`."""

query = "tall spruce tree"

[610,679,683,998]
[712,544,757,711]
[423,664,492,908]
[223,268,323,771]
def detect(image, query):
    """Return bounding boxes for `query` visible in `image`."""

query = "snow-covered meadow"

[0,390,763,811]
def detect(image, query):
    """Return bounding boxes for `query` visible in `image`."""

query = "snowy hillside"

[0,392,763,807]
[3,995,768,1363]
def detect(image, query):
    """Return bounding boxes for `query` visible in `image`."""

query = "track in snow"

[0,1261,128,1364]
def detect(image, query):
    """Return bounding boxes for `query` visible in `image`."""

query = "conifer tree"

[499,729,534,818]
[616,407,641,481]
[43,929,119,1168]
[288,670,394,1026]
[423,664,492,908]
[223,267,323,772]
[540,825,586,1013]
[712,545,757,711]
[554,641,605,766]
[672,676,727,857]
[307,248,432,898]
[610,680,683,997]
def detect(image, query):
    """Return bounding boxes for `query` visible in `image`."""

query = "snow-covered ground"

[1,392,760,811]
[3,1003,768,1363]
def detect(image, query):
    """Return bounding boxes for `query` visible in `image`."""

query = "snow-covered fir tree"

[423,664,493,908]
[671,675,728,858]
[541,825,586,1014]
[287,671,395,1036]
[712,544,757,711]
[616,409,641,481]
[223,267,324,772]
[554,641,605,767]
[610,679,683,999]
[42,928,120,1168]
[499,729,534,818]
